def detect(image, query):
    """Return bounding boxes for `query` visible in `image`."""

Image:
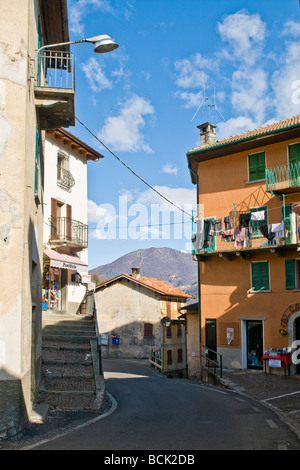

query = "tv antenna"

[191,78,226,123]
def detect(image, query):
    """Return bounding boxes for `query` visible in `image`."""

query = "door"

[205,319,217,361]
[295,317,300,375]
[246,320,263,369]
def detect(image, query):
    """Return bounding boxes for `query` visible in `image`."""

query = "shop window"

[251,261,270,291]
[248,151,265,181]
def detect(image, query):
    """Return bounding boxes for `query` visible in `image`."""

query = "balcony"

[192,218,300,259]
[57,167,75,192]
[266,161,300,193]
[34,49,75,129]
[49,217,88,251]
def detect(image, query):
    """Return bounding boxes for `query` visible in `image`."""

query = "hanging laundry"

[270,222,284,238]
[235,228,247,247]
[203,219,213,248]
[224,216,232,230]
[250,210,265,221]
[239,213,251,229]
[222,229,234,238]
[260,225,275,241]
[209,218,223,236]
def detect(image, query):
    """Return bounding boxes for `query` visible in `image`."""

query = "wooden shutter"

[66,204,72,241]
[251,262,269,291]
[285,259,295,290]
[51,198,58,239]
[249,152,265,181]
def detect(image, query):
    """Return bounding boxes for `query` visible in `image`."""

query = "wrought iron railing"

[36,49,75,90]
[57,167,75,191]
[266,161,300,192]
[201,346,223,379]
[49,216,88,247]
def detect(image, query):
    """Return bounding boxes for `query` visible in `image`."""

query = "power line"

[75,116,193,219]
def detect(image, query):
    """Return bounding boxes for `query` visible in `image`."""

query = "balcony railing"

[192,217,299,256]
[57,167,75,192]
[266,161,300,192]
[36,49,75,90]
[34,49,75,129]
[49,217,88,248]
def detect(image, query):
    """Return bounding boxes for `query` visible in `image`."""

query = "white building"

[43,128,103,314]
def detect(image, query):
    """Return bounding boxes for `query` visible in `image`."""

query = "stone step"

[41,376,95,392]
[42,362,94,378]
[42,348,93,363]
[37,391,97,411]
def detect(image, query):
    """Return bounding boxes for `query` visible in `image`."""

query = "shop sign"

[50,259,88,271]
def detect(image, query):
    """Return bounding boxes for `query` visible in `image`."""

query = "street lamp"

[35,34,119,57]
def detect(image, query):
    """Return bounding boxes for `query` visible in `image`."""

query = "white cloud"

[98,94,155,153]
[162,164,178,176]
[218,10,265,65]
[69,0,114,36]
[136,186,196,213]
[231,67,268,122]
[80,57,112,92]
[215,116,258,140]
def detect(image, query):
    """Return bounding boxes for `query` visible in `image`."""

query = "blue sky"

[67,0,300,269]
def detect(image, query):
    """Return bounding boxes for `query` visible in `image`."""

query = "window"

[177,348,183,363]
[285,259,300,289]
[167,350,172,364]
[144,323,153,337]
[177,323,182,338]
[249,206,268,235]
[248,151,266,181]
[251,262,270,291]
[166,324,172,338]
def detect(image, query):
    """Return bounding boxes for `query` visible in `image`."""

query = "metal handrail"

[149,350,163,370]
[201,346,223,379]
[49,216,88,247]
[57,167,75,191]
[35,49,75,90]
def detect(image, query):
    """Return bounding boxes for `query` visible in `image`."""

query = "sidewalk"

[220,368,300,439]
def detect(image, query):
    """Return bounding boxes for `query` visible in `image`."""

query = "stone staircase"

[34,311,105,420]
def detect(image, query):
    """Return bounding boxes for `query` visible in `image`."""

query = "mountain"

[90,247,198,299]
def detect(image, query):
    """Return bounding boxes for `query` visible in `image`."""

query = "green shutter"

[248,152,265,181]
[34,129,40,194]
[251,262,269,291]
[285,259,295,290]
[288,143,300,165]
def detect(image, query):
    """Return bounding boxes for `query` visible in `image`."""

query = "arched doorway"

[295,316,300,375]
[288,310,300,375]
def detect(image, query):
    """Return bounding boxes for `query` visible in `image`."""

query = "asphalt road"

[30,358,299,452]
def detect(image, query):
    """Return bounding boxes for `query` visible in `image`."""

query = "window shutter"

[51,198,58,239]
[34,129,40,194]
[66,204,72,241]
[285,259,295,290]
[249,152,265,181]
[251,262,269,291]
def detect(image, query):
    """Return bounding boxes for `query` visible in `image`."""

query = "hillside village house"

[43,129,103,315]
[94,267,194,376]
[0,0,75,436]
[188,116,300,376]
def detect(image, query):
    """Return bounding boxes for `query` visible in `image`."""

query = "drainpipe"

[188,161,202,381]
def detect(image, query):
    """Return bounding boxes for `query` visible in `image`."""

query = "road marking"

[261,390,300,402]
[251,407,262,413]
[266,419,278,429]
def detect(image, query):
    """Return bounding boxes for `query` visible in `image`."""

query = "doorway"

[295,317,300,375]
[246,320,263,369]
[205,319,217,361]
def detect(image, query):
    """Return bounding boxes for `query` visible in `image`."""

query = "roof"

[187,114,300,184]
[46,128,104,161]
[95,273,194,299]
[188,115,300,155]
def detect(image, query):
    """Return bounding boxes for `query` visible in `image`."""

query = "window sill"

[249,289,272,294]
[247,178,265,185]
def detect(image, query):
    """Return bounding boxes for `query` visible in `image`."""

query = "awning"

[44,248,88,272]
[78,271,92,283]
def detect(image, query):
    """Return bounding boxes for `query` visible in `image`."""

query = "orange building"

[187,117,300,375]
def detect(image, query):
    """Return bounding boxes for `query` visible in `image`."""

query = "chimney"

[197,122,216,146]
[131,267,140,279]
